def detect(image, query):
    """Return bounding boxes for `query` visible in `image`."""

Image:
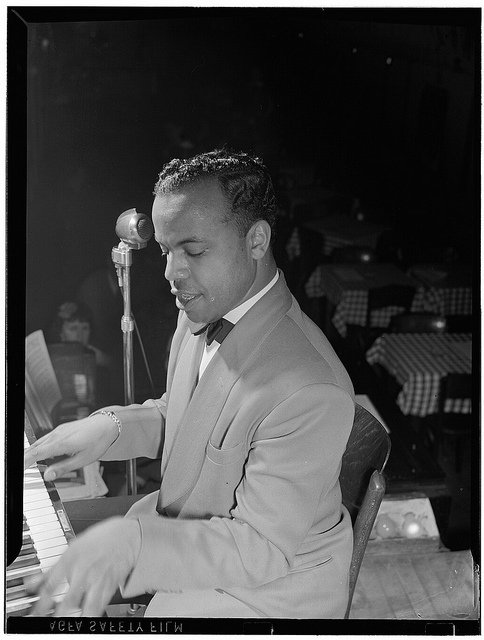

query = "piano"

[6,421,75,617]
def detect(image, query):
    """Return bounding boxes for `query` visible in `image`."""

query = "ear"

[247,220,271,260]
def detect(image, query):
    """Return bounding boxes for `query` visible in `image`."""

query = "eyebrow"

[154,235,207,247]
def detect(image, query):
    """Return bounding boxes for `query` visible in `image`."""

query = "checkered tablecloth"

[305,264,421,337]
[409,265,473,316]
[366,333,472,417]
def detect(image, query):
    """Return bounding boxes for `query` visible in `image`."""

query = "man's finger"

[24,447,39,470]
[77,579,114,617]
[43,455,85,482]
[24,436,60,468]
[54,580,87,617]
[30,584,56,617]
[23,572,44,594]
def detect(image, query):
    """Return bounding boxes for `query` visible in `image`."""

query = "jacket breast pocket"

[182,441,247,518]
[205,440,245,465]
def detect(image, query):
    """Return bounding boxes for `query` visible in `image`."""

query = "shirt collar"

[224,271,279,326]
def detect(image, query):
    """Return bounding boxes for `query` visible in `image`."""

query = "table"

[409,264,473,316]
[306,215,388,256]
[366,333,472,417]
[343,355,452,543]
[287,214,388,259]
[305,263,420,337]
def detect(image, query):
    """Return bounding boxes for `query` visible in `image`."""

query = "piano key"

[26,512,60,527]
[7,563,44,581]
[6,425,75,618]
[8,554,40,569]
[37,543,68,559]
[27,527,65,543]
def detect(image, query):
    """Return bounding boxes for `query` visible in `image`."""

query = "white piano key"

[23,505,57,519]
[39,556,61,569]
[26,513,59,527]
[28,527,65,543]
[6,595,40,613]
[24,498,54,512]
[6,563,43,580]
[28,518,62,531]
[35,537,68,553]
[37,543,68,560]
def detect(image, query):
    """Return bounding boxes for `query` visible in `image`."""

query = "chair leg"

[453,435,462,474]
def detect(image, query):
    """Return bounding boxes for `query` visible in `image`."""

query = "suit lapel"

[162,330,205,468]
[158,273,292,509]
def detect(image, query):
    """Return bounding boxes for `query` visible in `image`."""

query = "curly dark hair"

[153,148,278,239]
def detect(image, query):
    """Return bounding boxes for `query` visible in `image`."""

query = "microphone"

[115,208,154,249]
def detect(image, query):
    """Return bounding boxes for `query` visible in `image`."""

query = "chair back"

[332,245,377,264]
[439,372,472,404]
[47,342,97,421]
[366,284,415,329]
[439,373,472,419]
[340,403,391,618]
[438,373,472,472]
[445,315,473,333]
[390,313,447,333]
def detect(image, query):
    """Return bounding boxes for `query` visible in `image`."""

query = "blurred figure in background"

[47,301,113,417]
[48,300,112,370]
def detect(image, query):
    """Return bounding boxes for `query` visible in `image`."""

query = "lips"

[172,290,201,307]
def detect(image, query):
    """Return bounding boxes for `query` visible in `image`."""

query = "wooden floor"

[350,549,478,620]
[106,549,478,622]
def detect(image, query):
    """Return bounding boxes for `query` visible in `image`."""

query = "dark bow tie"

[194,318,235,346]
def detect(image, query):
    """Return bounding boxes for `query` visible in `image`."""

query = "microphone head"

[115,208,154,249]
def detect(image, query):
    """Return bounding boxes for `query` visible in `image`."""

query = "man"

[24,149,355,618]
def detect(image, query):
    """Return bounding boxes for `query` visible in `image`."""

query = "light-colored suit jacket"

[102,272,355,618]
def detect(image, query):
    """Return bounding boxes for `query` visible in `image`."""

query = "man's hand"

[30,517,142,617]
[24,414,120,481]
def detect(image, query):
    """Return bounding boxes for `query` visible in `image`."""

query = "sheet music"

[25,331,62,429]
[24,334,109,501]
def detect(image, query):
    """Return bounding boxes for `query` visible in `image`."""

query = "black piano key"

[17,543,35,556]
[6,576,25,588]
[8,553,41,569]
[7,587,29,601]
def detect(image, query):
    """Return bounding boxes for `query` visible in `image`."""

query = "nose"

[164,254,190,282]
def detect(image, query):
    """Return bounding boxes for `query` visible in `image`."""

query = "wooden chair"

[445,314,473,333]
[111,403,392,618]
[359,284,415,350]
[331,245,377,264]
[390,313,447,333]
[340,403,391,618]
[47,342,97,424]
[437,373,472,473]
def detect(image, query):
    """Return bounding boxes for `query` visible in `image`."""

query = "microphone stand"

[111,209,153,617]
[111,241,137,496]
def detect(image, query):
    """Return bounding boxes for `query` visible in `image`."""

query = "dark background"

[5,9,481,627]
[9,6,480,396]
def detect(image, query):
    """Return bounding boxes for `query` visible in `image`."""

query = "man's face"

[152,179,257,324]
